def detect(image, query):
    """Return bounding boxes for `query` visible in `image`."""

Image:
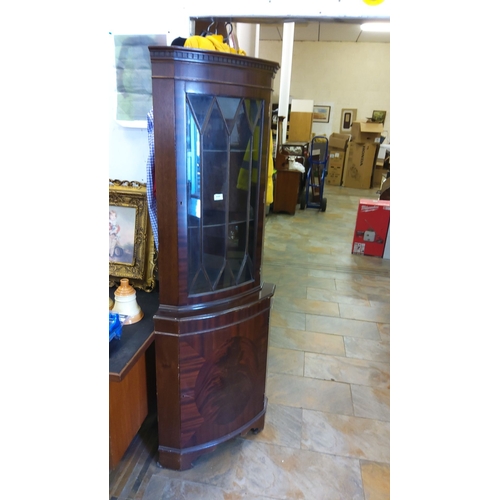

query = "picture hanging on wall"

[313,105,331,123]
[113,33,167,126]
[372,110,387,125]
[340,108,357,133]
[109,180,157,292]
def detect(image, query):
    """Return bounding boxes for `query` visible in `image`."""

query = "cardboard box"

[328,149,346,169]
[328,132,350,150]
[326,167,343,186]
[351,122,384,144]
[352,199,390,257]
[342,142,378,189]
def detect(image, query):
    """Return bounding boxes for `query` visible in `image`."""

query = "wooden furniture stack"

[272,116,306,215]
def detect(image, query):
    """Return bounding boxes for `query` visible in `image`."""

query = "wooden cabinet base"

[109,354,148,469]
[157,399,267,470]
[154,284,274,470]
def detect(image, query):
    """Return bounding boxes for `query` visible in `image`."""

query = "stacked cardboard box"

[343,122,384,189]
[325,133,350,186]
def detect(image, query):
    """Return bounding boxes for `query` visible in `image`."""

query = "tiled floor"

[109,184,390,500]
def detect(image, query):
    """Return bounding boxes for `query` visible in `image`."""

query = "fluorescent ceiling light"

[361,22,390,33]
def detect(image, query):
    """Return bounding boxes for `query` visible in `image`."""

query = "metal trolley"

[300,136,329,212]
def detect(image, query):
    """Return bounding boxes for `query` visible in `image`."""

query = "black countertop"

[109,288,159,381]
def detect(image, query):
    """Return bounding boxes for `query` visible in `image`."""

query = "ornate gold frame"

[109,180,157,292]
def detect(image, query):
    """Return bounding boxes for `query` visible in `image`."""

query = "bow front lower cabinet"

[149,46,279,470]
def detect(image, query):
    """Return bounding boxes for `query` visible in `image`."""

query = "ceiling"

[193,17,390,43]
[260,21,389,43]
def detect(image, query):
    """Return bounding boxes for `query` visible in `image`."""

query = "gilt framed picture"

[109,179,156,291]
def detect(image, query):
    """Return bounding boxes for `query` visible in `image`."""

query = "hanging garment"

[184,34,246,55]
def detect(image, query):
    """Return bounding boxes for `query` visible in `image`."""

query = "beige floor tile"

[301,409,390,463]
[267,346,304,376]
[377,323,390,341]
[233,439,365,500]
[360,460,391,500]
[144,475,232,499]
[339,302,390,323]
[335,279,390,298]
[241,403,303,449]
[277,273,337,291]
[266,372,354,415]
[306,314,381,339]
[269,326,345,356]
[272,284,308,299]
[272,296,341,316]
[307,286,371,306]
[304,352,389,388]
[351,384,390,422]
[270,309,306,330]
[344,336,390,363]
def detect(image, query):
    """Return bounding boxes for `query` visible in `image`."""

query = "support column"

[278,22,295,143]
[236,23,260,57]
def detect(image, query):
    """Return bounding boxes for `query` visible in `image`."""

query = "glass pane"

[201,102,229,290]
[187,94,213,129]
[186,93,264,296]
[186,102,203,292]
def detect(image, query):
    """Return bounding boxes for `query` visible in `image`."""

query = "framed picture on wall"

[372,110,387,125]
[313,105,331,123]
[340,109,357,133]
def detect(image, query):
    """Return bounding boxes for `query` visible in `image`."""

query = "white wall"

[109,39,389,181]
[258,41,390,140]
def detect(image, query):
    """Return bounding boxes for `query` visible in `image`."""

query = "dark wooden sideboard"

[109,289,158,469]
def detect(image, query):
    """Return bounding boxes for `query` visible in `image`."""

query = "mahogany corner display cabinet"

[149,46,280,470]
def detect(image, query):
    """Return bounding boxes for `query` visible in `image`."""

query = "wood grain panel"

[109,354,148,469]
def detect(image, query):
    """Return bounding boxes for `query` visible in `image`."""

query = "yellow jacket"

[184,34,246,55]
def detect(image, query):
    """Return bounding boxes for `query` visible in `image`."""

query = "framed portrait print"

[313,105,331,123]
[109,179,156,291]
[340,108,357,133]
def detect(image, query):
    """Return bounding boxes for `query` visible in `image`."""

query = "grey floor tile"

[266,372,353,415]
[344,335,390,363]
[351,384,390,422]
[267,346,304,376]
[269,326,345,356]
[339,302,390,323]
[306,314,381,339]
[304,352,389,388]
[241,403,303,449]
[301,409,390,463]
[270,309,306,330]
